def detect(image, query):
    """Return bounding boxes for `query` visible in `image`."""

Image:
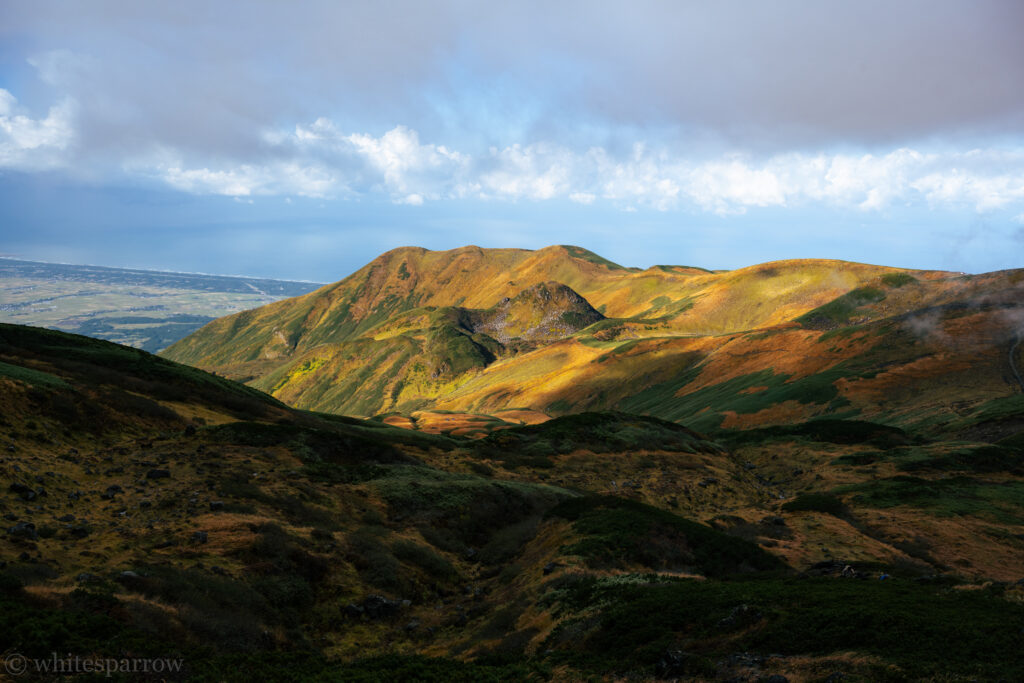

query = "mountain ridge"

[161,245,1023,439]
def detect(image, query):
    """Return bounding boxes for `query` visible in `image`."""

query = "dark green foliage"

[0,323,280,417]
[190,652,548,682]
[108,565,277,650]
[796,286,886,329]
[542,574,1024,679]
[204,421,407,465]
[474,411,719,466]
[881,272,918,288]
[392,539,457,579]
[619,366,856,432]
[999,430,1024,451]
[369,469,566,561]
[0,576,176,663]
[837,476,1024,523]
[478,517,543,564]
[547,496,787,576]
[780,493,849,517]
[0,572,540,681]
[302,461,392,484]
[104,388,183,421]
[425,324,496,377]
[347,526,401,591]
[545,398,572,414]
[895,445,1023,474]
[0,360,69,388]
[302,409,462,451]
[722,419,912,449]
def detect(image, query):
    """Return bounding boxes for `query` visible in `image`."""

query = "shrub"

[780,493,849,517]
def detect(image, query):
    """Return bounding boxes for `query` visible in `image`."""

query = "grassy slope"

[163,246,975,424]
[3,325,1024,680]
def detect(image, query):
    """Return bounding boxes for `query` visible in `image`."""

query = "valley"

[0,258,323,352]
[2,246,1023,680]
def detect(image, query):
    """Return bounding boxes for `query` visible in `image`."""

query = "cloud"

[131,145,339,198]
[3,0,1023,157]
[124,118,1024,217]
[0,89,76,169]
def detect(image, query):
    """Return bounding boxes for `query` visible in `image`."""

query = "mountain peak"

[475,281,604,343]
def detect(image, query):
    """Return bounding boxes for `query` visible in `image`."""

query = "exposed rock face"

[471,281,604,343]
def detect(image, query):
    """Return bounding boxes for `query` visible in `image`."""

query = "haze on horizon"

[1,0,1023,282]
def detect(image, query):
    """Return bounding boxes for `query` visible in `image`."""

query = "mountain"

[3,322,1024,680]
[162,245,1024,446]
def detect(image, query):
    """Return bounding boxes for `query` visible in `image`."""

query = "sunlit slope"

[162,245,970,420]
[436,268,1024,439]
[164,245,630,370]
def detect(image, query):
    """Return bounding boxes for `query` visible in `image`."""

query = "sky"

[1,0,1023,282]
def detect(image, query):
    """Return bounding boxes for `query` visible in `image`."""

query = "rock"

[7,522,38,540]
[68,525,91,539]
[343,603,364,619]
[542,561,561,575]
[184,424,197,437]
[191,530,208,544]
[75,572,96,583]
[146,469,171,480]
[58,514,75,522]
[404,619,420,632]
[139,500,152,509]
[808,560,846,576]
[361,594,401,620]
[209,501,225,511]
[116,570,141,584]
[718,604,763,630]
[10,483,36,501]
[655,650,690,677]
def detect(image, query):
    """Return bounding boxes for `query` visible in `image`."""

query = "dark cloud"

[2,0,1022,160]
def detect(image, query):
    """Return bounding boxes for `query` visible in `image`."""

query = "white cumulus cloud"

[98,116,1024,217]
[0,89,76,170]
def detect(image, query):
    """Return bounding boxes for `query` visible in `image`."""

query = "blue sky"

[2,1,1023,282]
